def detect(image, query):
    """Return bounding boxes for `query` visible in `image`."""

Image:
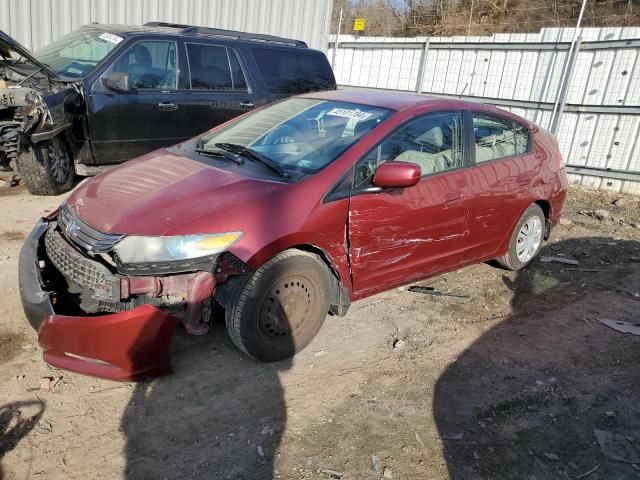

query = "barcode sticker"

[326,108,372,121]
[99,32,123,45]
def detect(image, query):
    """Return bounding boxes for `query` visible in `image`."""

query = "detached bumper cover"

[38,305,181,381]
[19,219,54,329]
[18,219,182,381]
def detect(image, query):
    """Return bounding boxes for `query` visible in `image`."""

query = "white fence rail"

[330,28,640,194]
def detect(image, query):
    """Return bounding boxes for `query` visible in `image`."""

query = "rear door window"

[186,44,249,91]
[473,114,531,163]
[252,48,335,97]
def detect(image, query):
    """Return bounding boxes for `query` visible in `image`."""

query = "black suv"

[0,22,336,195]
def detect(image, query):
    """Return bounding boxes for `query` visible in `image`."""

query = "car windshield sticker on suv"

[98,32,123,45]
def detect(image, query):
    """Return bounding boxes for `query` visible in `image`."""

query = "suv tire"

[17,135,75,195]
[224,249,330,362]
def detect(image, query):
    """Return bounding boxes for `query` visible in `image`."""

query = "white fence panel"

[0,0,332,51]
[330,27,640,194]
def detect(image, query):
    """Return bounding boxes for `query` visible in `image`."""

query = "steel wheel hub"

[259,275,314,339]
[516,215,543,262]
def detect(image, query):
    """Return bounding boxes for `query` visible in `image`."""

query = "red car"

[19,90,568,380]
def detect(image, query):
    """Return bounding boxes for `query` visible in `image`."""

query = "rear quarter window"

[252,48,336,98]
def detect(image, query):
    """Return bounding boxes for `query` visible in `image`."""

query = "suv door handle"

[158,102,178,111]
[240,101,254,110]
[444,192,464,206]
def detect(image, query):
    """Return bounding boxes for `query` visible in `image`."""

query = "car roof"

[301,89,535,127]
[80,23,308,48]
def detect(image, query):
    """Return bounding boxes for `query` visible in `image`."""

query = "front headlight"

[112,232,243,264]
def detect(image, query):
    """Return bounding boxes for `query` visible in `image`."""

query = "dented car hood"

[66,149,291,236]
[0,30,57,78]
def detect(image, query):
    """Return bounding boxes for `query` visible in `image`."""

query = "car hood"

[66,149,290,236]
[0,30,57,78]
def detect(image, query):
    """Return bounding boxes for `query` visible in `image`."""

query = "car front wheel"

[496,203,546,271]
[224,249,331,362]
[17,135,75,195]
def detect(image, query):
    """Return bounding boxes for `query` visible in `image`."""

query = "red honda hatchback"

[19,90,567,380]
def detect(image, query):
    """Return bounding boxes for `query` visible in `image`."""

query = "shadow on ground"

[434,237,640,479]
[121,318,291,480]
[0,400,45,480]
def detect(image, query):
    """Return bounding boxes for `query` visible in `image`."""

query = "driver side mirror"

[101,72,130,92]
[372,161,421,188]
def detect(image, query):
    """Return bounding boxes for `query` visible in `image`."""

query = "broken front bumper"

[19,219,184,381]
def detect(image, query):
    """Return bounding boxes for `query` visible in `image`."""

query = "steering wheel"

[261,125,302,146]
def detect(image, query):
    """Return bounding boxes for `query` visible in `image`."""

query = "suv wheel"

[495,203,545,271]
[224,249,330,362]
[17,135,75,195]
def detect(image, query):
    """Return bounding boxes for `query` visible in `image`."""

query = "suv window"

[252,48,335,97]
[111,40,177,89]
[473,114,529,163]
[356,112,464,188]
[187,44,248,91]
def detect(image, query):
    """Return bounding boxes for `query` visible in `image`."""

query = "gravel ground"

[0,184,639,480]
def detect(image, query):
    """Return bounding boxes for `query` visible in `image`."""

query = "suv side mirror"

[372,161,421,188]
[101,72,130,92]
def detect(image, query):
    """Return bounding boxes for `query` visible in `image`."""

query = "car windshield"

[33,28,123,78]
[197,98,392,176]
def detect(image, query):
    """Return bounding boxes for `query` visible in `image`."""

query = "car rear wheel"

[495,204,545,271]
[17,136,75,196]
[224,249,330,362]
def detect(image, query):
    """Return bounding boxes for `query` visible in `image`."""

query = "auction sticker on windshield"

[99,32,123,44]
[326,108,372,121]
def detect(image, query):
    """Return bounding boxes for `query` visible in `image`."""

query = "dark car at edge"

[0,22,336,194]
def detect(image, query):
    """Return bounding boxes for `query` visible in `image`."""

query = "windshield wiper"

[215,143,290,179]
[195,147,244,165]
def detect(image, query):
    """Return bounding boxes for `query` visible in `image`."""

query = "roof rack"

[143,22,307,48]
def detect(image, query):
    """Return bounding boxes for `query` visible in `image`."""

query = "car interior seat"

[394,125,451,174]
[128,44,153,88]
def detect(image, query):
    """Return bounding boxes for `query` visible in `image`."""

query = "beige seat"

[475,131,516,163]
[394,126,452,175]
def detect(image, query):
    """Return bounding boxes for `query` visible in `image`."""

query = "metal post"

[467,0,474,36]
[550,37,582,134]
[549,0,587,133]
[415,38,430,93]
[331,8,343,70]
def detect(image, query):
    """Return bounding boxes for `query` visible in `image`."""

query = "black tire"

[495,204,546,271]
[224,249,330,362]
[17,136,75,195]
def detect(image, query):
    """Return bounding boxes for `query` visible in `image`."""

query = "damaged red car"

[19,90,568,381]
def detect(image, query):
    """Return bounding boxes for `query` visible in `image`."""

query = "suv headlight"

[112,232,243,264]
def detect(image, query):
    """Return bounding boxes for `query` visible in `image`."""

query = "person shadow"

[433,236,640,479]
[121,306,292,479]
[0,400,45,480]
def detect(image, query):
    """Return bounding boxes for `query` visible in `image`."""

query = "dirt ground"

[0,184,639,480]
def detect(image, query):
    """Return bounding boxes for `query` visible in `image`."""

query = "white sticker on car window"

[99,32,123,45]
[326,108,372,121]
[297,159,313,168]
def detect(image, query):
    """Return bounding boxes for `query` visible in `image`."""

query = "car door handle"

[240,101,254,110]
[158,102,178,111]
[444,192,464,206]
[517,171,534,186]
